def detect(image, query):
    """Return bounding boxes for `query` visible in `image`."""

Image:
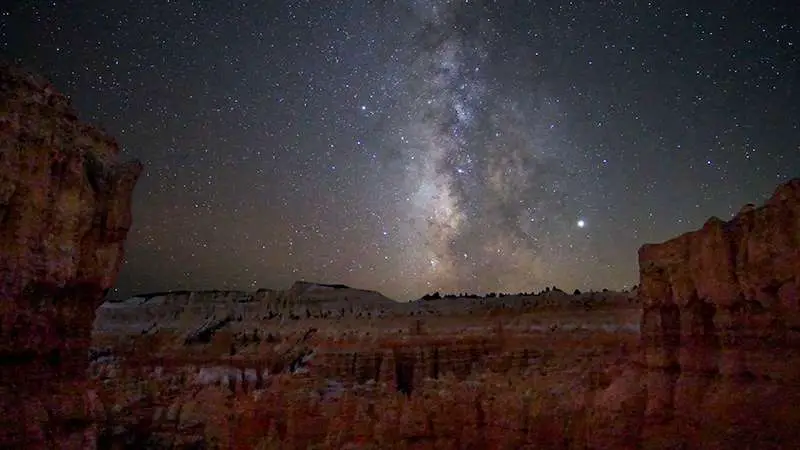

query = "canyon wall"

[0,65,141,448]
[637,178,800,448]
[94,282,400,336]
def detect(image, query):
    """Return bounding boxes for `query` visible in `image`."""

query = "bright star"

[577,219,586,228]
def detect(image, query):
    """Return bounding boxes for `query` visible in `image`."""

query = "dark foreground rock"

[0,64,141,449]
[591,178,800,449]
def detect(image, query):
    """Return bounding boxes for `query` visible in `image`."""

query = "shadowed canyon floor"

[3,65,800,449]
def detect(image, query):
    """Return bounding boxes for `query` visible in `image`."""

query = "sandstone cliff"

[94,282,635,339]
[0,64,141,448]
[634,178,800,448]
[94,282,398,336]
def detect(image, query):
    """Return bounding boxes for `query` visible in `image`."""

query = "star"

[5,0,797,300]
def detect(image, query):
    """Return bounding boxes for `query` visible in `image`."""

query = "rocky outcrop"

[94,282,399,336]
[285,281,396,306]
[635,178,800,448]
[95,285,636,340]
[310,337,550,395]
[0,64,141,448]
[92,324,634,449]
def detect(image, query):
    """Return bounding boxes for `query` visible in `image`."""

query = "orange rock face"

[0,65,141,448]
[636,178,800,448]
[91,300,640,449]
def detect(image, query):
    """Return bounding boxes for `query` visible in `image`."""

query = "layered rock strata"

[636,178,800,448]
[0,65,141,448]
[94,282,398,335]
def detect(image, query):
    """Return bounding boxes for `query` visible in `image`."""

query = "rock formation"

[88,281,640,446]
[91,321,635,448]
[94,282,399,336]
[94,282,634,340]
[636,178,800,448]
[0,64,141,448]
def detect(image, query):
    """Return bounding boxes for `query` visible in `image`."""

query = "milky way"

[394,1,581,293]
[3,0,798,300]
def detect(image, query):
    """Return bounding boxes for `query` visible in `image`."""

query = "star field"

[3,1,799,300]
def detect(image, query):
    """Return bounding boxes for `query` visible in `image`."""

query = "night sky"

[3,1,798,301]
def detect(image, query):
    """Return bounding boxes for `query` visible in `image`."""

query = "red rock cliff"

[637,178,800,448]
[0,64,141,449]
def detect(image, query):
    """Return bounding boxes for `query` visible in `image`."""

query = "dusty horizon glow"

[3,1,798,301]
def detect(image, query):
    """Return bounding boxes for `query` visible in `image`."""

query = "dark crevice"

[0,350,38,365]
[183,316,232,345]
[83,152,109,193]
[431,347,440,379]
[374,353,383,382]
[395,351,414,395]
[45,349,61,367]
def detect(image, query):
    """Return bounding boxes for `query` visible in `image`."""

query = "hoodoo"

[636,178,800,448]
[0,65,141,448]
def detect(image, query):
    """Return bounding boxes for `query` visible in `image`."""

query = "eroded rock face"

[312,338,542,395]
[637,178,800,448]
[0,64,141,448]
